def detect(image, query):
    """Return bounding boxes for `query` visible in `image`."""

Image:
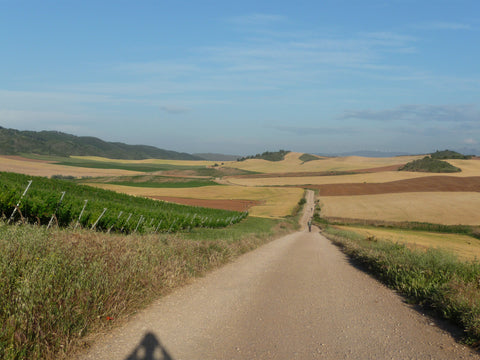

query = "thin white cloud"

[229,13,287,26]
[270,125,359,136]
[464,138,477,145]
[413,21,473,31]
[339,104,480,124]
[159,105,190,114]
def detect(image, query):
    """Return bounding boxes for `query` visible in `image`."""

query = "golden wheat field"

[0,156,141,177]
[336,225,480,261]
[320,192,480,226]
[72,156,217,167]
[225,158,480,186]
[224,171,435,187]
[87,183,304,218]
[228,152,423,173]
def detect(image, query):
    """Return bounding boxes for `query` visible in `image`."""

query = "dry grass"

[320,192,480,226]
[0,156,141,178]
[228,152,423,174]
[86,184,304,218]
[335,225,480,261]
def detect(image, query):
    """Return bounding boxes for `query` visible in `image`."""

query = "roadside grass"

[0,217,295,360]
[334,225,480,261]
[321,225,480,343]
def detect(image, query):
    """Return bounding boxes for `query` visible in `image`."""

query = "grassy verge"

[321,225,480,344]
[0,217,296,359]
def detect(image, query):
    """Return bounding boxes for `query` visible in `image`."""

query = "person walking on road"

[308,218,312,232]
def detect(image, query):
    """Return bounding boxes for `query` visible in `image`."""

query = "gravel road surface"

[76,191,480,360]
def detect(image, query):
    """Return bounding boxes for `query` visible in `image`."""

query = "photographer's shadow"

[125,332,174,360]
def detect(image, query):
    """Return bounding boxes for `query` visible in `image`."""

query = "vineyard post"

[75,200,88,229]
[91,208,107,230]
[47,191,66,229]
[167,219,177,233]
[8,180,32,224]
[154,220,163,233]
[121,213,132,232]
[108,210,123,233]
[134,215,144,233]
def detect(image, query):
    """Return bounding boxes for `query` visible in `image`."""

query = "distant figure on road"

[308,219,312,232]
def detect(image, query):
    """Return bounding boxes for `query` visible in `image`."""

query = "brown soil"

[309,176,480,196]
[227,164,405,179]
[149,196,262,211]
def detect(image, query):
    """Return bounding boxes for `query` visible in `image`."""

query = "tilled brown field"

[310,175,480,196]
[149,196,262,211]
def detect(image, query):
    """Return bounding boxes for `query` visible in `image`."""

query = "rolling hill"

[0,127,202,160]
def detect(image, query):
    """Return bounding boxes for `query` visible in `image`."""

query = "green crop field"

[0,172,247,233]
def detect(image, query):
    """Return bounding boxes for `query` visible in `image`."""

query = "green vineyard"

[0,172,247,233]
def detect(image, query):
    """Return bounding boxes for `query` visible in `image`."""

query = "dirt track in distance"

[76,191,479,360]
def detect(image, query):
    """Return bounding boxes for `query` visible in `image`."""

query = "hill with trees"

[399,156,461,173]
[0,127,201,160]
[430,150,472,160]
[237,150,290,162]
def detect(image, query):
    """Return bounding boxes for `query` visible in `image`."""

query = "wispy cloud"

[412,21,473,31]
[229,13,287,26]
[339,104,480,124]
[270,125,359,136]
[159,105,190,114]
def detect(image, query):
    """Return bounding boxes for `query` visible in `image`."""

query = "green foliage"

[299,153,322,162]
[431,149,472,160]
[0,126,201,160]
[399,156,461,173]
[237,149,290,162]
[324,227,480,342]
[0,217,287,359]
[0,172,247,233]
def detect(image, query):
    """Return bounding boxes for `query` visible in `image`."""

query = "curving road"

[76,191,480,360]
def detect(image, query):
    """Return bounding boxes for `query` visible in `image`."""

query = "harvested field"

[72,156,216,167]
[225,171,435,187]
[225,160,480,187]
[0,156,142,177]
[1,155,54,163]
[320,192,480,225]
[228,152,423,174]
[335,225,480,261]
[150,196,261,211]
[86,184,304,218]
[312,176,480,196]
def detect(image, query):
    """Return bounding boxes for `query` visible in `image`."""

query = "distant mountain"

[194,153,241,161]
[316,150,413,158]
[0,127,202,160]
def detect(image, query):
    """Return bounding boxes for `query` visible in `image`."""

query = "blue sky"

[1,0,479,155]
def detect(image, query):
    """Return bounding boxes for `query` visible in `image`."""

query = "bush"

[399,156,461,173]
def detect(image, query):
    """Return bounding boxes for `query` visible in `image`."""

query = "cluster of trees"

[237,150,290,162]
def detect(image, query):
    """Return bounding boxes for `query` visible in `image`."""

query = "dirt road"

[76,191,480,360]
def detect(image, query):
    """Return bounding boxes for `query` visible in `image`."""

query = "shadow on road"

[124,332,175,360]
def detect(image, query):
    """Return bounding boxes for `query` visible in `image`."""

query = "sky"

[1,0,479,155]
